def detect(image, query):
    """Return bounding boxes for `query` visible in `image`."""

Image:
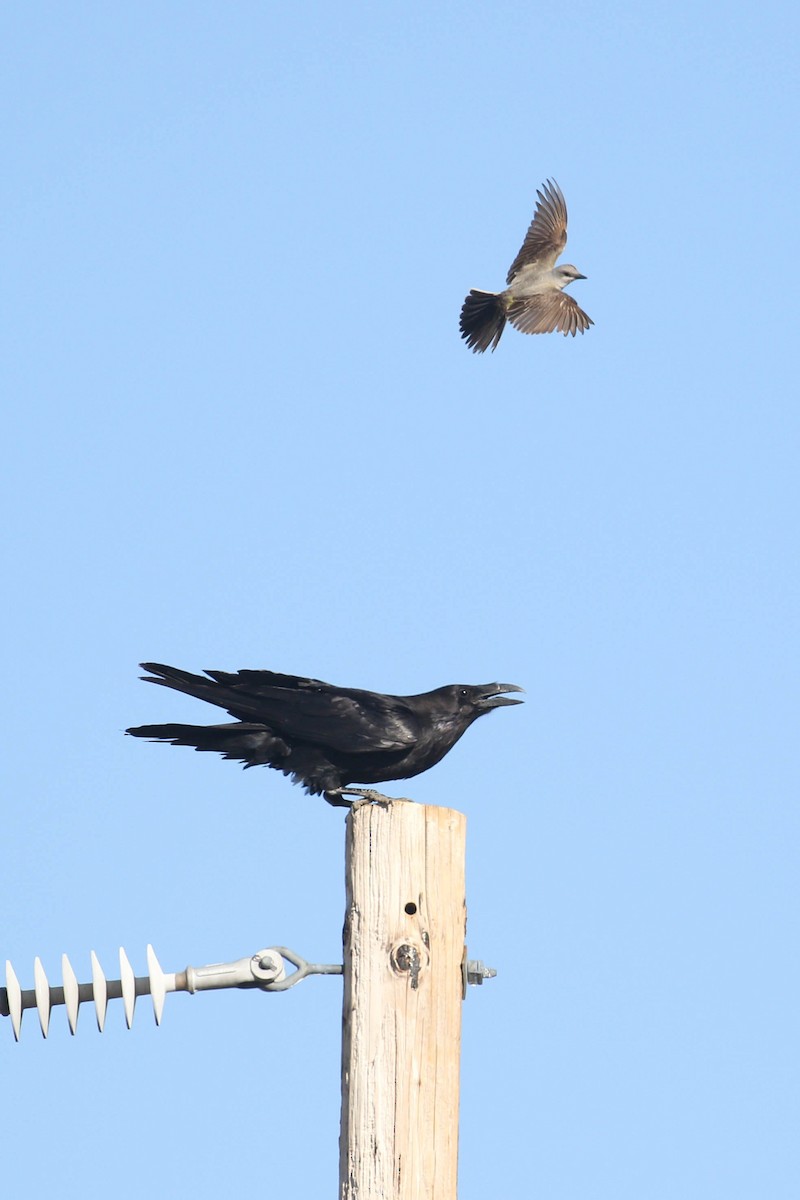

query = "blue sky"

[2,3,798,1196]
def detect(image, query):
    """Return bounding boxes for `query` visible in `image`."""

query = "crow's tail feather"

[126,721,290,768]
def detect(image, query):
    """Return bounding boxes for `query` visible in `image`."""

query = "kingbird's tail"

[459,289,507,353]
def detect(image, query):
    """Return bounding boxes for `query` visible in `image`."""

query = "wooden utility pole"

[339,799,467,1200]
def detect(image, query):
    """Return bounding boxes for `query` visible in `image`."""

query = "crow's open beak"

[478,683,525,709]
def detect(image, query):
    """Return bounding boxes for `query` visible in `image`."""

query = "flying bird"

[127,663,524,807]
[460,179,592,352]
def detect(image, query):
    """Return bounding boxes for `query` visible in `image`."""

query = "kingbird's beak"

[575,272,587,280]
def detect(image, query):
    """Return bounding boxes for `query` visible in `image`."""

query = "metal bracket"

[2,943,495,1039]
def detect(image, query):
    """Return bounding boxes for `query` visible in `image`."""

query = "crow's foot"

[323,787,412,809]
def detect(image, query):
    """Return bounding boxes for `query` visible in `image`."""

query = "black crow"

[127,663,523,806]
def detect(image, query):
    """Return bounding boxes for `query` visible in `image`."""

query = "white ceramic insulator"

[62,954,80,1035]
[91,951,107,1032]
[147,944,166,1026]
[119,947,135,1029]
[34,958,51,1038]
[5,961,22,1041]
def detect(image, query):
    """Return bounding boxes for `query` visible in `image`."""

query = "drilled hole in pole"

[404,902,417,916]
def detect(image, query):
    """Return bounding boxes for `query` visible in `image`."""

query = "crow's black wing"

[140,665,420,755]
[222,682,421,754]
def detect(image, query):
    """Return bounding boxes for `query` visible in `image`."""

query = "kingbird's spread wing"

[506,180,569,283]
[508,292,593,337]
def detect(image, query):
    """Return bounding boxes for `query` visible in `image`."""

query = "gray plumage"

[460,179,592,353]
